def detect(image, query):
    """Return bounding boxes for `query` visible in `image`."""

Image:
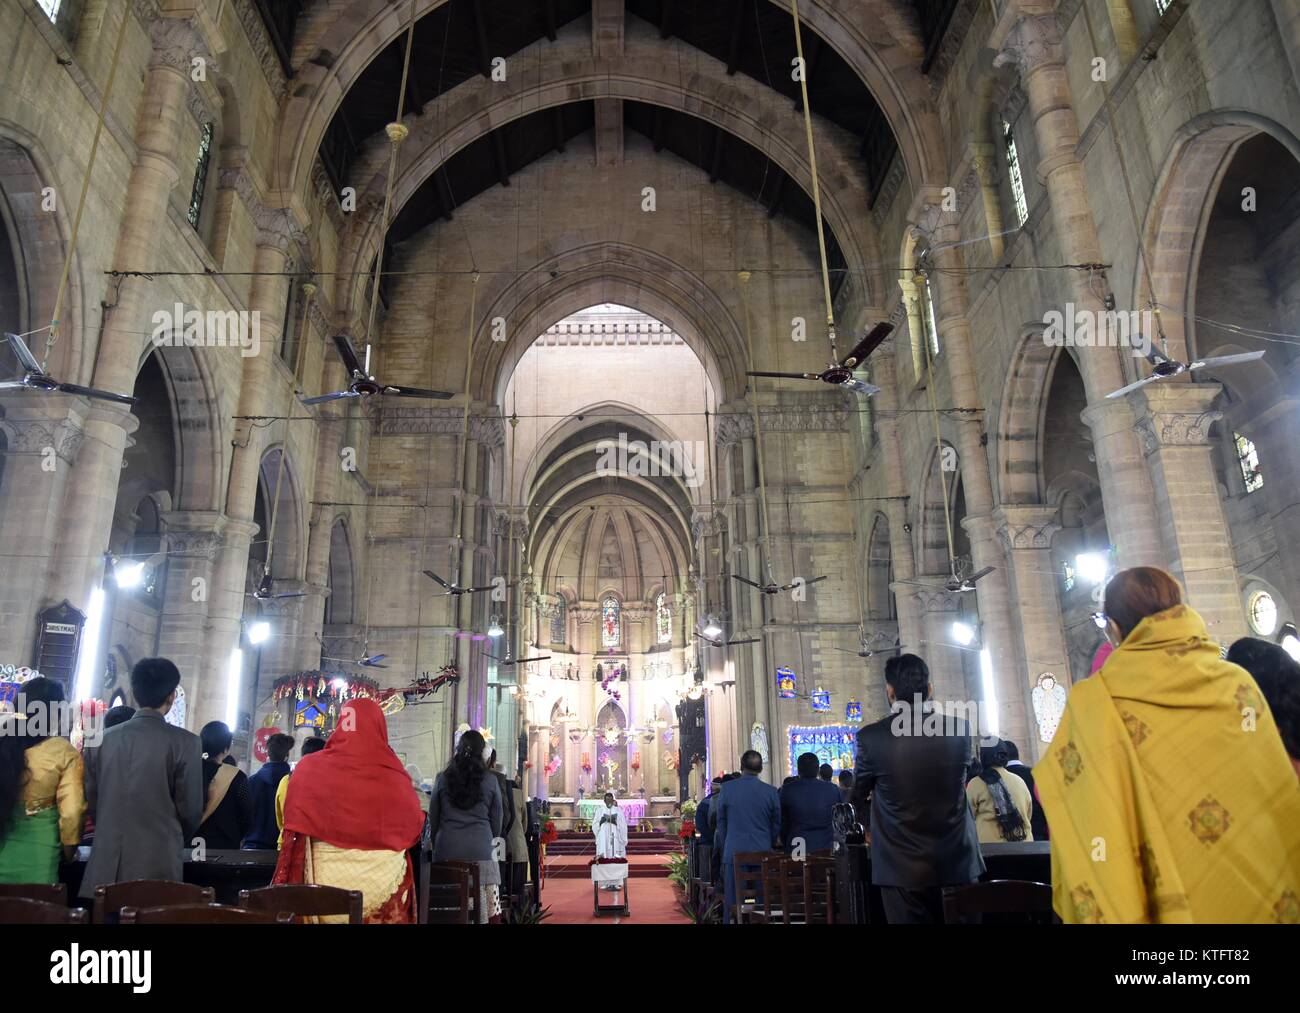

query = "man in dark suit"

[487,750,517,901]
[779,751,842,853]
[851,653,984,923]
[81,658,203,898]
[714,751,780,923]
[695,776,723,848]
[818,763,834,783]
[1001,739,1048,840]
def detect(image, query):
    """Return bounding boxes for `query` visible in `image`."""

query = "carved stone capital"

[1134,384,1224,452]
[0,417,84,463]
[992,504,1062,551]
[148,17,216,76]
[898,580,964,614]
[691,511,722,540]
[993,12,1065,74]
[471,415,506,450]
[714,412,754,448]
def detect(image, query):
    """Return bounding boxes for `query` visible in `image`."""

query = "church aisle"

[538,875,691,924]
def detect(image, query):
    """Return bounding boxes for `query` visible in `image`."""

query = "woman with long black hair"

[965,742,1032,844]
[0,677,86,883]
[195,721,252,849]
[428,728,502,922]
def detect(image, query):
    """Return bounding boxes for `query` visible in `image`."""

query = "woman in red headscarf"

[272,698,424,923]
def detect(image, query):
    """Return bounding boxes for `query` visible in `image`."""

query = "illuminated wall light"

[73,587,106,702]
[225,647,243,728]
[248,621,271,645]
[114,560,145,589]
[980,648,999,738]
[702,616,722,638]
[951,621,976,646]
[1074,552,1108,585]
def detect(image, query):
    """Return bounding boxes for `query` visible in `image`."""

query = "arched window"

[917,268,940,360]
[37,1,61,19]
[550,597,566,645]
[655,592,671,644]
[1234,432,1263,493]
[601,596,621,649]
[186,121,215,231]
[1003,118,1029,228]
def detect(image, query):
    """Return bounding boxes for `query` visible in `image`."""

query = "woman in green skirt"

[0,677,86,884]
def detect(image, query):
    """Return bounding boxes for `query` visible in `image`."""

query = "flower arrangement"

[681,799,697,820]
[630,750,641,771]
[540,819,559,846]
[678,818,695,840]
[581,752,592,773]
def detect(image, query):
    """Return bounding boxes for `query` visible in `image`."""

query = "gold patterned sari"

[1036,605,1300,923]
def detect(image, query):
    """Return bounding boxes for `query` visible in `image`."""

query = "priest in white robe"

[593,792,628,860]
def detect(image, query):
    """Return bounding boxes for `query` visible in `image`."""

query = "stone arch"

[996,325,1067,506]
[254,444,305,582]
[324,517,356,625]
[865,512,895,622]
[141,343,225,513]
[915,439,964,576]
[0,122,84,381]
[1135,111,1300,367]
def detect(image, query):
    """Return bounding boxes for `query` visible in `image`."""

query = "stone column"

[0,409,88,664]
[47,16,214,612]
[296,507,332,673]
[156,511,226,713]
[992,504,1070,759]
[993,5,1165,567]
[907,583,966,704]
[1133,384,1248,643]
[910,204,1025,745]
[1238,395,1300,613]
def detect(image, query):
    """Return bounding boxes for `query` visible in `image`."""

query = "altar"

[576,797,647,826]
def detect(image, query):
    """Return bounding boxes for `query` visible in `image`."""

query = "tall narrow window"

[920,272,940,359]
[280,278,302,368]
[187,122,215,230]
[1003,119,1029,228]
[1234,432,1263,493]
[655,592,671,645]
[38,0,62,20]
[550,598,566,645]
[601,596,621,649]
[1155,0,1173,15]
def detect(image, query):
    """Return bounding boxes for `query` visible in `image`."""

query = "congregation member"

[851,654,983,923]
[505,775,530,910]
[1226,637,1300,780]
[695,776,724,847]
[0,677,85,884]
[487,749,516,899]
[274,699,424,922]
[1037,567,1300,922]
[244,732,294,850]
[196,721,252,850]
[81,659,204,898]
[779,751,842,853]
[428,729,503,923]
[79,704,135,846]
[818,763,834,783]
[1001,739,1048,839]
[966,743,1032,844]
[837,770,854,805]
[274,737,326,847]
[714,751,780,923]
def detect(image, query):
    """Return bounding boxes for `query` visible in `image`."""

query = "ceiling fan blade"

[1105,373,1163,399]
[726,637,760,646]
[832,647,863,656]
[301,390,358,406]
[694,633,721,646]
[746,371,816,380]
[423,570,453,591]
[55,382,137,407]
[839,321,893,369]
[838,377,881,396]
[0,380,32,391]
[517,656,552,664]
[382,385,456,400]
[731,574,763,590]
[332,333,364,376]
[1189,351,1266,370]
[967,566,995,583]
[271,592,308,599]
[4,332,44,374]
[802,575,829,586]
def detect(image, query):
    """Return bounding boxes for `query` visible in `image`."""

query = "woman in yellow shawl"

[1036,567,1300,923]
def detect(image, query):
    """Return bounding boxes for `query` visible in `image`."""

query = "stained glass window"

[920,273,940,358]
[655,592,671,644]
[187,122,215,230]
[550,598,566,645]
[1004,119,1029,228]
[601,596,620,649]
[1234,432,1263,493]
[1062,560,1075,591]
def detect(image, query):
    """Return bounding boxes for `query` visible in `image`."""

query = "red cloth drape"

[280,698,424,852]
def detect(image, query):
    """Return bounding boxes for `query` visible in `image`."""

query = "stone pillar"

[156,512,226,715]
[297,507,332,673]
[992,504,1070,760]
[194,519,257,730]
[0,409,88,664]
[47,16,214,612]
[1133,384,1248,643]
[910,205,1025,746]
[738,432,773,783]
[907,583,966,704]
[1238,395,1300,613]
[994,5,1165,568]
[865,336,922,654]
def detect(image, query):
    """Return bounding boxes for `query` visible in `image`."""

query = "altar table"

[576,798,647,825]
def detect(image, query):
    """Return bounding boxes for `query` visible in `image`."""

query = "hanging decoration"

[776,667,797,699]
[375,666,459,712]
[272,671,380,705]
[846,698,863,723]
[811,687,831,712]
[581,752,592,774]
[630,750,641,772]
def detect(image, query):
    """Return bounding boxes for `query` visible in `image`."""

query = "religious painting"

[811,687,831,712]
[601,596,621,649]
[1032,672,1068,744]
[846,698,863,723]
[294,698,327,730]
[776,667,797,699]
[655,592,671,644]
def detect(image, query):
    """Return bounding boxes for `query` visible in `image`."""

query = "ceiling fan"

[301,334,456,406]
[485,653,552,668]
[834,631,901,659]
[322,648,388,669]
[3,332,137,406]
[695,632,760,648]
[1106,346,1265,399]
[246,571,307,601]
[731,573,828,596]
[746,321,892,397]
[896,563,995,594]
[423,571,513,597]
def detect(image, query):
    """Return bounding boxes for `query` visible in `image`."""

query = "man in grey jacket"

[80,658,204,898]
